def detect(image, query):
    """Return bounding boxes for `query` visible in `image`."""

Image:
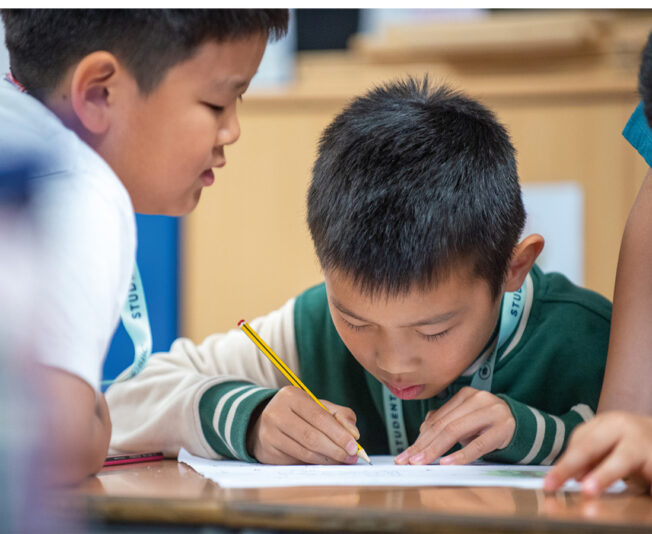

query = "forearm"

[49,398,112,485]
[486,395,594,465]
[40,367,111,486]
[599,169,652,414]
[107,297,298,458]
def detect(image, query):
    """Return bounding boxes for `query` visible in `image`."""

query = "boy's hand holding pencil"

[246,385,362,465]
[239,319,370,465]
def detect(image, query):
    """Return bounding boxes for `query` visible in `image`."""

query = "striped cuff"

[199,381,278,462]
[484,395,594,465]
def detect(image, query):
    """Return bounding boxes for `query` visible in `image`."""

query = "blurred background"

[3,9,650,383]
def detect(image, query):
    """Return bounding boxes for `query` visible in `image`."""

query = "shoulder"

[0,81,133,220]
[294,282,331,339]
[293,282,348,356]
[497,266,611,370]
[531,265,611,324]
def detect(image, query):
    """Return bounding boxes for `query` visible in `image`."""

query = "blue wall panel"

[101,214,179,389]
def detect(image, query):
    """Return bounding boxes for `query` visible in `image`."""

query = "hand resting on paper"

[395,386,515,466]
[246,385,361,465]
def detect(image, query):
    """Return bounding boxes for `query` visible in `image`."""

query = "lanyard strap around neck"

[101,263,153,386]
[382,277,528,455]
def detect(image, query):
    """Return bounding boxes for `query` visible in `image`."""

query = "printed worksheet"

[178,448,625,492]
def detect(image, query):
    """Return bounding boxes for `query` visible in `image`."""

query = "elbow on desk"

[39,367,112,486]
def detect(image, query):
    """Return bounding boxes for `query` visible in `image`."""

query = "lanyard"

[102,263,153,386]
[382,278,527,455]
[4,71,155,387]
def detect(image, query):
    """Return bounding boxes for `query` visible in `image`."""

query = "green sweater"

[194,266,610,465]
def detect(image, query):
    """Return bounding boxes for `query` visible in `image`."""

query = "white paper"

[178,449,625,493]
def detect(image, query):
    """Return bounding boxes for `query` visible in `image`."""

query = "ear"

[69,51,121,135]
[503,234,545,292]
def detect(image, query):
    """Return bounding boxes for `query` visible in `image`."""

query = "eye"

[205,103,224,113]
[341,316,368,332]
[418,329,450,342]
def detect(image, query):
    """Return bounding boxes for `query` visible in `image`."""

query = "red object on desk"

[104,452,164,466]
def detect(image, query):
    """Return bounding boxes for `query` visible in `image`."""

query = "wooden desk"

[64,459,652,533]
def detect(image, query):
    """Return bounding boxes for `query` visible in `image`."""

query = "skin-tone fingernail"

[582,477,599,496]
[346,455,358,464]
[542,475,557,492]
[409,452,425,465]
[439,454,455,465]
[345,440,358,456]
[395,451,409,464]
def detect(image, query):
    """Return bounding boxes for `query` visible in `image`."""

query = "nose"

[375,346,418,377]
[216,103,241,148]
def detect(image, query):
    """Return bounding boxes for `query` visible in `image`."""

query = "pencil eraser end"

[237,319,246,327]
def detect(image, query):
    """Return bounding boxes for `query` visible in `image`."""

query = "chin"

[172,192,202,216]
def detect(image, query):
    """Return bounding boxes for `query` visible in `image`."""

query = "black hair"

[640,31,652,128]
[307,77,525,299]
[1,9,289,101]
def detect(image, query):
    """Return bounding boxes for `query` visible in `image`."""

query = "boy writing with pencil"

[0,9,288,483]
[107,78,611,466]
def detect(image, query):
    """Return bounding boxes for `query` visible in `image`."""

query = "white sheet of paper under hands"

[178,448,626,492]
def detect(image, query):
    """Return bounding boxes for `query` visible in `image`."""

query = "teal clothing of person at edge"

[623,102,652,166]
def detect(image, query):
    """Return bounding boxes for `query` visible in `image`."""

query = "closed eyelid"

[340,315,369,329]
[418,330,449,342]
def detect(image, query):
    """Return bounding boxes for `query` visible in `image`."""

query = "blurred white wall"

[522,182,584,286]
[249,9,297,90]
[358,8,488,36]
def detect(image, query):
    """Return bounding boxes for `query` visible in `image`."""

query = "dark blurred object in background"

[296,9,360,51]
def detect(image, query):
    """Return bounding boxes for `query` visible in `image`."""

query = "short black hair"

[307,77,525,299]
[640,31,652,128]
[1,9,289,101]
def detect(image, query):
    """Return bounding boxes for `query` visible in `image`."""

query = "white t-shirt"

[0,78,136,391]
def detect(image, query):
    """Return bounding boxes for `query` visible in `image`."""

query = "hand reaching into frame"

[544,411,652,496]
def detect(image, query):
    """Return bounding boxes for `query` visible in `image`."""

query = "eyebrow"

[211,78,250,93]
[331,299,460,327]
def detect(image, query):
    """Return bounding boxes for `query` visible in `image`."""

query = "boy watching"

[107,78,611,466]
[0,9,288,484]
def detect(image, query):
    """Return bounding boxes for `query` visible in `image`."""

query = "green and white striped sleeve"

[199,381,277,461]
[484,395,594,465]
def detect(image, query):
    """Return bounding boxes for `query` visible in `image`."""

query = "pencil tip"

[359,449,372,465]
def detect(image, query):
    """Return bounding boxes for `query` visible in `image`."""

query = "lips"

[200,169,215,186]
[385,383,425,400]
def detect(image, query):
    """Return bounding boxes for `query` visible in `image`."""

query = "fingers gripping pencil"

[238,319,372,464]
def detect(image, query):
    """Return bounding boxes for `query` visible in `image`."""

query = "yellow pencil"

[237,319,371,465]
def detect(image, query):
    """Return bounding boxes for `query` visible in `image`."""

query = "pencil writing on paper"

[237,319,371,465]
